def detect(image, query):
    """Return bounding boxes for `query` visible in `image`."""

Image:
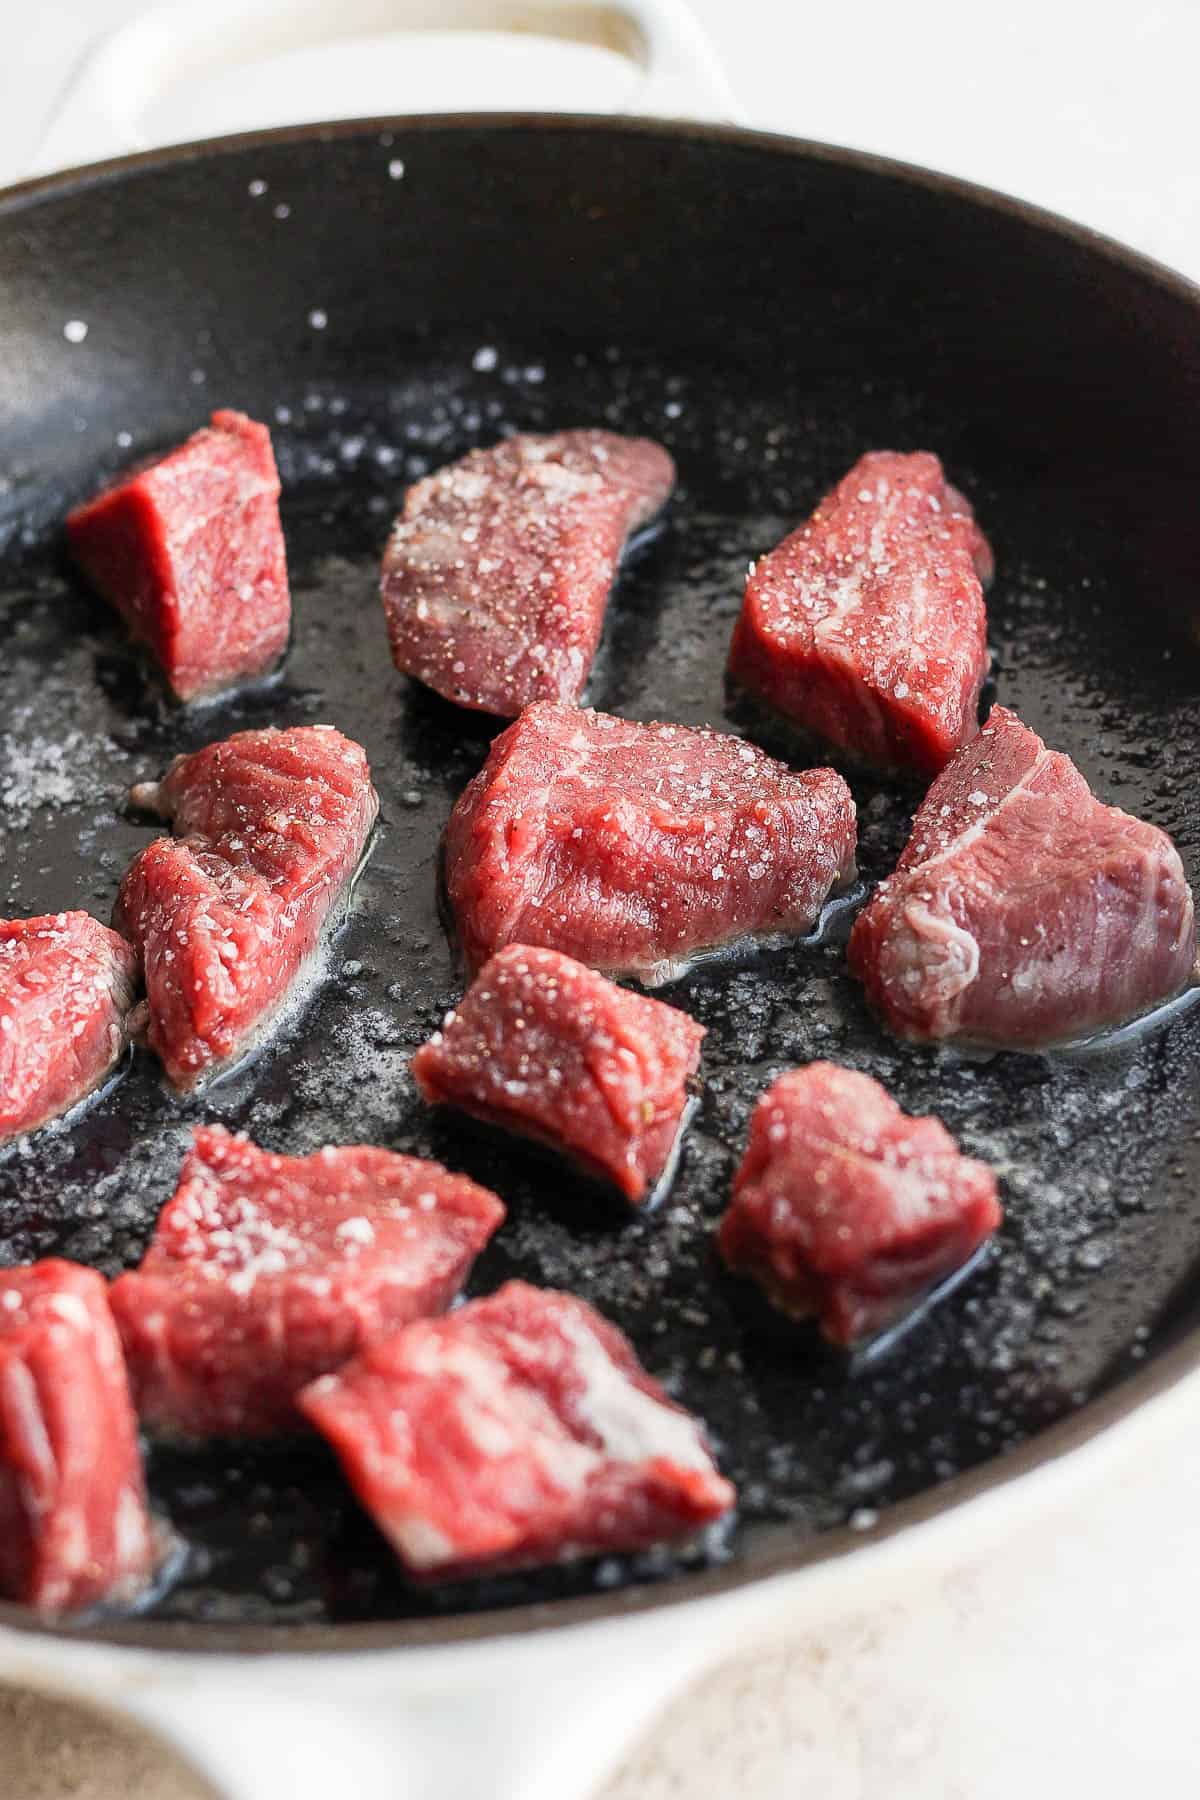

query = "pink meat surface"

[0,912,137,1144]
[729,451,993,776]
[109,1125,504,1439]
[299,1280,735,1577]
[848,705,1197,1046]
[414,945,705,1202]
[444,702,857,982]
[719,1063,1001,1345]
[114,725,378,1088]
[380,430,675,717]
[67,410,290,702]
[0,1260,157,1614]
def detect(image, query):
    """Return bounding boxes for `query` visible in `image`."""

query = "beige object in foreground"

[0,1686,215,1800]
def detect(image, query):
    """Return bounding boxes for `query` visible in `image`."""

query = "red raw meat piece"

[0,912,137,1144]
[848,705,1197,1046]
[444,702,857,982]
[729,451,993,776]
[0,1260,157,1613]
[414,945,705,1203]
[299,1280,735,1577]
[108,1125,504,1439]
[67,409,290,702]
[114,725,378,1088]
[380,430,675,717]
[718,1062,1001,1345]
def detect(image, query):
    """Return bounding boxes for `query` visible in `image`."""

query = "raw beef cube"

[413,945,705,1203]
[444,702,857,982]
[718,1063,1001,1345]
[109,1125,504,1439]
[380,430,675,717]
[114,725,378,1088]
[0,912,137,1144]
[299,1280,735,1577]
[729,451,993,776]
[848,705,1197,1046]
[0,1259,157,1614]
[67,409,290,702]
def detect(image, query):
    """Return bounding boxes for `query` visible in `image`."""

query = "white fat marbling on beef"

[385,1516,456,1571]
[850,706,1197,1046]
[562,1316,714,1473]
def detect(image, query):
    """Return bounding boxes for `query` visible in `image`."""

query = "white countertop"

[2,3,1199,1795]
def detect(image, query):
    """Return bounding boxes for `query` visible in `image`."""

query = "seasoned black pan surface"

[2,120,1199,1639]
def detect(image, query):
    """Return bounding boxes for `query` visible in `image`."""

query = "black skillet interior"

[2,119,1200,1634]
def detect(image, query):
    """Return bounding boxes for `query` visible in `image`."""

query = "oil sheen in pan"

[2,339,1200,1628]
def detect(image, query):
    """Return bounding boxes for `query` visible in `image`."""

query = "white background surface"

[1,2,1199,1795]
[4,0,1200,279]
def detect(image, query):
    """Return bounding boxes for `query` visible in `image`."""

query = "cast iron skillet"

[2,116,1200,1653]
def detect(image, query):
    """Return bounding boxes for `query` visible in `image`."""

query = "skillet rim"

[1,111,1199,1655]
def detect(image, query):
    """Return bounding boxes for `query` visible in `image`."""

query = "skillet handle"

[47,1612,729,1800]
[26,0,739,178]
